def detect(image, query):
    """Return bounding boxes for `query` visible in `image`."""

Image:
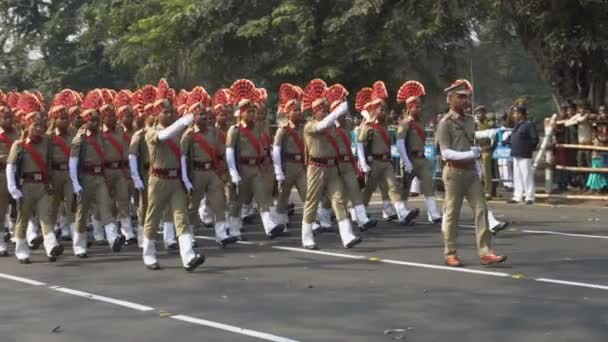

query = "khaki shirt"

[396,117,425,153]
[181,125,225,164]
[226,122,266,159]
[357,122,391,155]
[71,128,106,166]
[129,128,149,165]
[8,136,52,176]
[145,125,182,170]
[102,124,128,162]
[436,110,476,152]
[0,127,22,165]
[304,121,339,159]
[274,121,305,156]
[50,127,76,165]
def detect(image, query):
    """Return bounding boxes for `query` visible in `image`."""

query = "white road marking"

[272,246,367,260]
[535,278,608,291]
[172,315,300,342]
[0,272,46,286]
[380,259,511,277]
[52,287,155,311]
[521,229,608,240]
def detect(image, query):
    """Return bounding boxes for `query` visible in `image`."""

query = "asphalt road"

[1,198,607,342]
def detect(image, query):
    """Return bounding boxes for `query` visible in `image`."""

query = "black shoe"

[0,250,8,257]
[242,215,256,225]
[525,200,534,205]
[124,237,138,246]
[506,199,519,204]
[61,236,72,242]
[359,218,377,232]
[55,230,62,240]
[3,232,10,243]
[303,244,319,250]
[192,240,198,248]
[87,241,93,248]
[287,203,295,210]
[432,217,443,224]
[345,236,363,249]
[29,236,43,250]
[50,244,64,258]
[76,253,88,259]
[19,258,31,264]
[287,208,295,217]
[235,235,247,242]
[399,208,420,226]
[167,242,179,250]
[146,263,161,271]
[111,236,124,253]
[410,192,420,197]
[490,221,510,236]
[312,227,323,236]
[216,236,238,248]
[267,225,286,240]
[185,254,205,272]
[94,240,109,246]
[385,214,398,222]
[203,222,214,228]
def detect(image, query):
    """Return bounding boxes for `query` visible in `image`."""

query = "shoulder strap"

[85,134,106,165]
[22,142,51,186]
[239,125,262,159]
[102,131,125,160]
[370,123,392,150]
[285,126,305,156]
[51,135,71,159]
[335,127,362,177]
[409,120,426,142]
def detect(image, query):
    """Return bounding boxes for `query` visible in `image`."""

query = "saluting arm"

[158,114,193,141]
[309,102,348,132]
[441,148,481,161]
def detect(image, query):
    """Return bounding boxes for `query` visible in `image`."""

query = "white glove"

[72,181,83,195]
[133,177,145,191]
[230,170,241,184]
[471,146,482,159]
[275,172,286,182]
[179,113,194,126]
[403,161,413,173]
[361,164,371,173]
[183,179,193,192]
[9,188,22,200]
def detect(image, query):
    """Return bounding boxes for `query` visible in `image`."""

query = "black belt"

[239,157,265,166]
[284,153,304,163]
[151,168,180,179]
[367,153,391,161]
[339,155,354,163]
[105,160,127,169]
[52,162,69,171]
[22,172,44,183]
[308,157,337,167]
[82,164,104,175]
[193,161,214,171]
[408,151,425,159]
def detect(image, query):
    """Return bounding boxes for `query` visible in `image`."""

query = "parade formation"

[0,77,510,271]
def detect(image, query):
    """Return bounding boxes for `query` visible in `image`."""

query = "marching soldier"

[356,83,419,225]
[395,80,442,223]
[141,99,204,271]
[272,83,307,227]
[225,79,284,240]
[116,90,138,235]
[7,94,64,263]
[180,87,236,247]
[436,79,506,267]
[300,79,361,250]
[69,89,123,258]
[0,94,20,256]
[48,90,79,242]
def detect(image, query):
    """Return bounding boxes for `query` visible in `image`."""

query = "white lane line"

[521,230,608,240]
[0,272,46,286]
[52,287,155,312]
[172,315,300,342]
[380,259,511,277]
[195,235,256,245]
[272,246,367,260]
[535,278,608,291]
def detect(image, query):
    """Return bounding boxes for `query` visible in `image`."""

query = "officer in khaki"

[101,104,136,244]
[70,103,122,258]
[357,99,418,225]
[129,114,152,246]
[47,107,77,241]
[0,107,21,256]
[300,93,360,250]
[272,98,307,227]
[141,99,204,271]
[225,98,283,240]
[181,103,236,247]
[473,106,495,199]
[7,110,64,263]
[395,84,442,223]
[436,79,506,267]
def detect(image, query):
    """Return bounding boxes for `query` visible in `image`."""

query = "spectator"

[497,111,513,190]
[586,121,608,193]
[554,103,571,192]
[507,106,539,204]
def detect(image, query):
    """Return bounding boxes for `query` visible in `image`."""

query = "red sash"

[409,120,426,142]
[52,135,71,159]
[370,123,392,150]
[102,131,125,160]
[285,126,305,158]
[164,139,182,165]
[192,131,222,175]
[0,133,14,151]
[239,125,262,159]
[218,131,227,145]
[85,135,106,165]
[321,130,341,166]
[22,142,50,187]
[123,132,132,145]
[335,127,362,177]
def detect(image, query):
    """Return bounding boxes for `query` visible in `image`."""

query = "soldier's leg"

[0,176,10,254]
[189,175,206,231]
[416,159,441,222]
[228,171,253,238]
[463,172,493,257]
[14,187,37,262]
[275,172,297,226]
[142,177,168,267]
[316,196,333,229]
[73,176,97,256]
[136,185,148,247]
[162,208,177,249]
[252,171,283,237]
[327,169,359,248]
[482,152,493,196]
[95,180,122,252]
[206,176,232,244]
[342,170,374,229]
[36,190,63,260]
[113,173,135,242]
[361,164,382,206]
[63,178,76,239]
[441,168,466,256]
[302,166,325,248]
[383,163,418,224]
[168,180,203,270]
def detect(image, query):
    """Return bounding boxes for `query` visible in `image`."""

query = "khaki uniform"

[101,125,131,220]
[71,128,114,233]
[49,127,76,226]
[358,122,402,205]
[397,118,433,201]
[334,125,364,206]
[226,122,274,218]
[129,128,150,229]
[143,125,189,239]
[273,121,307,217]
[477,121,494,196]
[8,137,54,240]
[436,111,493,257]
[181,125,227,224]
[0,127,21,233]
